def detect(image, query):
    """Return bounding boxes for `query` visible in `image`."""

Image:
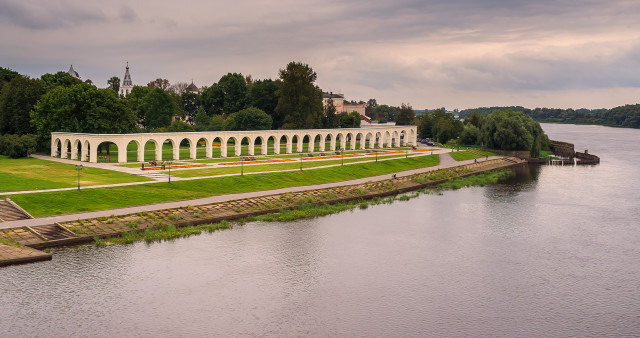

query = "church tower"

[119,62,133,97]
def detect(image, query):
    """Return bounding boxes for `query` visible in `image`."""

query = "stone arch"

[52,138,62,157]
[223,137,237,157]
[255,136,268,155]
[267,135,278,155]
[384,131,392,148]
[356,132,365,150]
[375,132,383,148]
[96,140,118,163]
[177,137,195,160]
[302,134,312,153]
[280,135,291,154]
[399,130,406,146]
[365,132,374,149]
[335,132,346,150]
[159,138,176,161]
[195,137,209,159]
[62,139,71,159]
[241,136,252,156]
[126,140,142,162]
[142,139,160,162]
[82,140,90,162]
[72,139,82,160]
[392,131,400,147]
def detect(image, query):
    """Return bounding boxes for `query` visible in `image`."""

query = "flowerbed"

[301,154,363,160]
[142,164,211,170]
[219,159,295,165]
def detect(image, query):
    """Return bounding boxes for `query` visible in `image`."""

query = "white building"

[119,62,133,97]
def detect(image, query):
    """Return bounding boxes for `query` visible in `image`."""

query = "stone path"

[0,244,51,266]
[0,152,496,230]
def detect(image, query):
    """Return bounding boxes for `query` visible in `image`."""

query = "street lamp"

[406,147,408,158]
[341,148,345,166]
[375,145,378,162]
[75,164,83,191]
[241,155,244,176]
[299,152,303,171]
[166,161,173,183]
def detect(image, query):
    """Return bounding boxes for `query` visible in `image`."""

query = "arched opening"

[375,132,382,148]
[313,135,322,152]
[226,137,237,157]
[292,135,300,153]
[346,132,355,150]
[356,133,364,149]
[256,136,268,155]
[267,136,277,155]
[280,135,290,154]
[302,135,311,153]
[73,139,82,160]
[392,131,399,147]
[212,137,223,157]
[324,134,332,152]
[53,139,62,157]
[400,131,406,146]
[335,134,344,151]
[143,139,159,162]
[179,137,192,159]
[83,140,90,162]
[161,139,175,161]
[195,137,208,159]
[126,140,140,162]
[62,139,71,159]
[240,136,251,156]
[97,141,118,163]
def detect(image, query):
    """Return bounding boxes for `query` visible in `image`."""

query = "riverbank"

[0,156,526,266]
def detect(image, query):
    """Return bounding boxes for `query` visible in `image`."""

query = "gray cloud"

[0,0,106,30]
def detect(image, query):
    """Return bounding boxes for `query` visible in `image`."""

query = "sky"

[2,0,640,110]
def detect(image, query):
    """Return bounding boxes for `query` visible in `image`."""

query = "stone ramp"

[0,244,51,266]
[0,199,33,222]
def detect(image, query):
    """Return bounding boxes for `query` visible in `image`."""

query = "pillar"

[190,139,197,159]
[172,140,180,160]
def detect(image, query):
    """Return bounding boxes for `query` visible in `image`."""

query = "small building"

[119,62,133,97]
[323,92,344,112]
[186,81,199,94]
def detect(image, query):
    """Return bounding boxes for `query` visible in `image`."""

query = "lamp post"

[299,152,303,171]
[406,147,408,158]
[375,145,378,162]
[341,148,345,166]
[167,161,172,183]
[75,164,83,191]
[241,155,244,176]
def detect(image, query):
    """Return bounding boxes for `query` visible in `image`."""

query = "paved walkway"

[0,152,499,230]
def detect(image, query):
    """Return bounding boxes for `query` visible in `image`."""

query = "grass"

[6,155,440,217]
[449,151,483,161]
[88,168,512,248]
[170,154,411,178]
[0,155,151,193]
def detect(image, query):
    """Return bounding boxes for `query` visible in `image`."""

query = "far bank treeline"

[1,62,397,155]
[458,105,640,129]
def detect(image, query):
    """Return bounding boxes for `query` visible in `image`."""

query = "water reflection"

[2,124,640,337]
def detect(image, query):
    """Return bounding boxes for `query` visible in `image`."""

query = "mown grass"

[89,168,512,247]
[0,155,151,193]
[449,151,483,161]
[171,154,411,178]
[6,155,440,217]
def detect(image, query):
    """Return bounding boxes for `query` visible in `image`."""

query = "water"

[1,124,639,337]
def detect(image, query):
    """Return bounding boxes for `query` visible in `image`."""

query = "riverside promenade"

[0,153,525,266]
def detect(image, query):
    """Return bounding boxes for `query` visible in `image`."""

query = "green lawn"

[0,156,151,193]
[171,154,412,178]
[6,155,440,217]
[449,151,483,161]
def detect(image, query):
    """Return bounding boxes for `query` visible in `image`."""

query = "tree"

[126,86,152,126]
[365,98,378,118]
[140,88,175,130]
[155,120,195,133]
[32,83,136,149]
[459,124,480,145]
[182,91,200,124]
[168,82,188,95]
[201,83,223,115]
[322,98,339,128]
[0,67,20,93]
[147,78,170,90]
[395,103,415,125]
[467,111,482,127]
[338,111,361,128]
[374,104,399,122]
[0,76,44,135]
[201,73,248,116]
[479,109,548,152]
[223,107,273,131]
[40,71,81,92]
[107,76,120,93]
[194,107,211,131]
[418,109,464,143]
[275,61,323,129]
[247,79,279,127]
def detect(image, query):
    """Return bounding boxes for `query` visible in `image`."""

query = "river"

[1,124,639,337]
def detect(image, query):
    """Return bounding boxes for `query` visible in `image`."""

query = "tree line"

[2,62,407,156]
[458,105,640,129]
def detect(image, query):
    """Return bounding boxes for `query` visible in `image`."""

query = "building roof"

[67,64,80,79]
[122,62,132,86]
[186,81,199,93]
[323,92,344,99]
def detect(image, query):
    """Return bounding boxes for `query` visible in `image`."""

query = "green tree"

[223,107,273,131]
[40,71,81,92]
[338,111,362,128]
[0,76,44,135]
[32,83,136,149]
[181,91,200,124]
[107,76,120,93]
[365,98,378,118]
[322,98,339,128]
[418,109,463,143]
[141,88,175,130]
[275,62,323,129]
[147,78,170,90]
[374,104,399,122]
[126,86,152,126]
[479,109,548,152]
[395,103,415,125]
[466,111,483,127]
[459,124,480,145]
[193,107,211,131]
[0,67,20,93]
[247,79,279,127]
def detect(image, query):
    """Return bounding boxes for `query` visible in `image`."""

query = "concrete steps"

[0,199,32,222]
[29,224,76,241]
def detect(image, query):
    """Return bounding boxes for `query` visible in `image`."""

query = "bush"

[0,134,37,158]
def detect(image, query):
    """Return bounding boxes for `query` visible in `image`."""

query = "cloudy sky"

[2,0,640,110]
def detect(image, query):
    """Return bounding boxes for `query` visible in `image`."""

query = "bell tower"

[119,62,133,97]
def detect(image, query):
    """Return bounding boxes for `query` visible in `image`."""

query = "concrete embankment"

[0,156,526,267]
